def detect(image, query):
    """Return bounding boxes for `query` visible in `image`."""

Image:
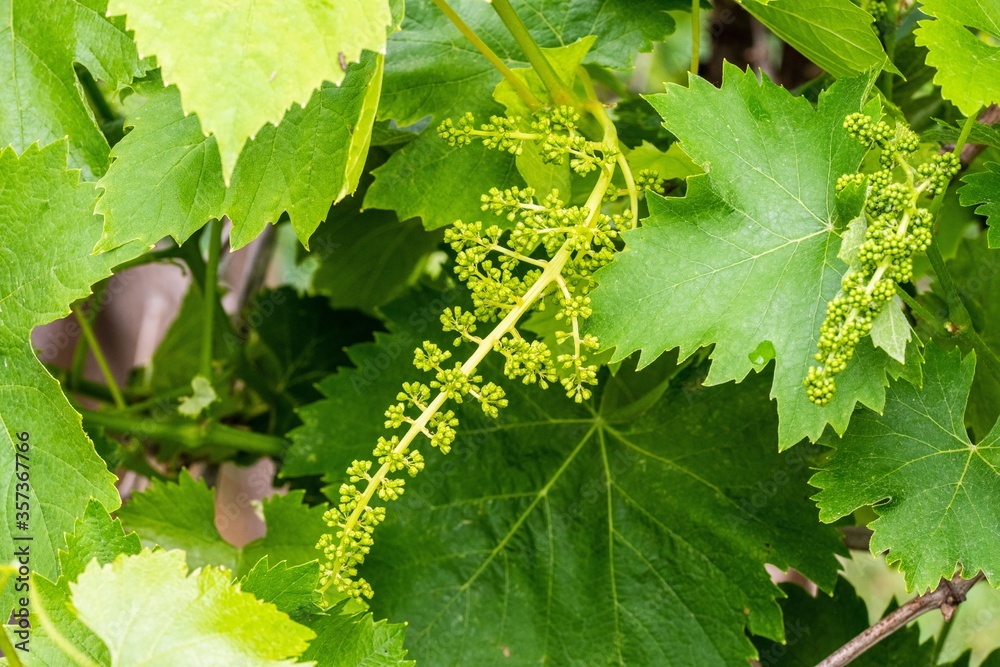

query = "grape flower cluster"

[805,113,960,405]
[318,105,632,601]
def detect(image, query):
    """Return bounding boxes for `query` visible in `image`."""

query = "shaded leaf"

[309,202,443,312]
[241,558,320,622]
[117,470,239,571]
[118,471,329,577]
[289,291,844,665]
[738,0,893,78]
[300,605,414,667]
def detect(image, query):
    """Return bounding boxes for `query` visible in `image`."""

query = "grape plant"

[1,0,1000,665]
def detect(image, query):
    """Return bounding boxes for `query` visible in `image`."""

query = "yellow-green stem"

[200,218,222,378]
[70,282,107,390]
[690,0,701,76]
[895,285,943,330]
[616,154,639,228]
[490,0,575,105]
[582,99,639,226]
[431,0,542,111]
[72,304,125,410]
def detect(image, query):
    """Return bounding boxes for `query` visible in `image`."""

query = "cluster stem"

[321,243,573,596]
[322,163,616,597]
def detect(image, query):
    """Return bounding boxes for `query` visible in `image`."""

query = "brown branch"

[816,571,986,667]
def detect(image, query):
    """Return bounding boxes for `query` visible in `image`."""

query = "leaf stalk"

[81,408,286,456]
[72,303,126,410]
[490,0,575,106]
[690,0,701,77]
[200,218,223,378]
[430,0,542,110]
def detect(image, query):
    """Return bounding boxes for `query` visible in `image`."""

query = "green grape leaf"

[118,471,329,576]
[915,0,1000,117]
[241,558,320,622]
[366,0,677,229]
[240,286,381,432]
[107,0,392,179]
[70,549,314,666]
[239,491,329,577]
[812,344,1000,592]
[241,559,415,666]
[224,53,385,249]
[959,162,1000,249]
[364,133,524,231]
[0,142,145,618]
[308,197,443,312]
[737,0,894,78]
[0,0,145,177]
[753,578,933,666]
[58,500,142,585]
[117,470,240,571]
[28,501,142,667]
[94,79,225,252]
[869,298,911,364]
[288,291,843,665]
[590,66,892,448]
[97,53,385,252]
[300,605,414,667]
